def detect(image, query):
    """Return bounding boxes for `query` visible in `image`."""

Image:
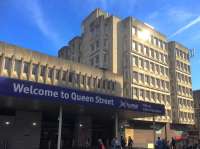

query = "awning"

[0,77,165,117]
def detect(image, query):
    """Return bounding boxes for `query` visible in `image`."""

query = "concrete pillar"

[57,106,63,149]
[115,112,119,138]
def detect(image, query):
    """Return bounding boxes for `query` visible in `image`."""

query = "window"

[151,92,155,101]
[132,41,136,51]
[32,64,38,75]
[55,69,60,80]
[161,54,164,62]
[14,59,21,73]
[146,91,150,99]
[90,44,94,51]
[155,51,159,60]
[156,79,160,88]
[40,65,46,77]
[48,68,53,78]
[150,49,154,58]
[23,62,29,74]
[145,75,150,85]
[81,75,86,85]
[143,46,147,55]
[161,66,164,75]
[132,56,138,66]
[62,71,67,81]
[138,58,143,68]
[132,71,138,82]
[4,57,11,70]
[150,62,154,72]
[165,68,168,76]
[138,44,142,53]
[153,37,157,45]
[69,72,74,82]
[139,89,144,99]
[156,64,159,74]
[132,26,136,35]
[151,77,155,86]
[133,88,138,97]
[87,77,91,86]
[104,39,107,47]
[90,58,94,65]
[95,55,99,63]
[96,40,99,48]
[139,73,144,83]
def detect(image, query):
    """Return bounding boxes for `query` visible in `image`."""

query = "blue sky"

[0,0,200,90]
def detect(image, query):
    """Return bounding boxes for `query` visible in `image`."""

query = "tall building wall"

[58,8,195,125]
[168,41,194,124]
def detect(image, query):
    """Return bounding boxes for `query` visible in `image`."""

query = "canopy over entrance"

[0,76,165,119]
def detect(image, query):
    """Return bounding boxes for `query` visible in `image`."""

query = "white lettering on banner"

[95,96,114,105]
[119,100,138,110]
[71,92,94,103]
[60,91,70,100]
[13,83,59,98]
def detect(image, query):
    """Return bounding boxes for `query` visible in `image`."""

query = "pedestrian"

[155,137,162,149]
[121,136,126,148]
[111,137,116,149]
[115,137,121,149]
[171,137,176,149]
[128,136,133,149]
[98,138,106,149]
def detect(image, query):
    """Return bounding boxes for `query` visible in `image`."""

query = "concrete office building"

[193,90,200,139]
[0,41,165,149]
[59,8,195,144]
[168,41,194,125]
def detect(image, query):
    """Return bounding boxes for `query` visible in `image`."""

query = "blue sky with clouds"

[0,0,200,90]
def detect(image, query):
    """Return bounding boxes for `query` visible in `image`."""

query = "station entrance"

[0,77,165,149]
[39,108,115,149]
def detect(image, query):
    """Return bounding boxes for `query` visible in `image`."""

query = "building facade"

[0,41,165,149]
[193,90,200,138]
[168,41,194,125]
[58,8,195,145]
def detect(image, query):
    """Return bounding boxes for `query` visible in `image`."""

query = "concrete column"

[10,55,15,77]
[19,58,24,80]
[28,60,33,81]
[36,63,41,82]
[57,105,63,149]
[153,116,156,146]
[44,64,48,84]
[0,53,5,75]
[115,112,119,138]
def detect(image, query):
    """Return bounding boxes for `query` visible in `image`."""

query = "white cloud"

[168,8,194,23]
[170,16,200,37]
[16,0,61,47]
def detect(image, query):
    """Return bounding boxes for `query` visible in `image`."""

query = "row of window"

[176,60,190,73]
[179,112,194,121]
[132,26,166,50]
[3,57,116,91]
[132,71,170,91]
[132,41,168,64]
[177,85,192,97]
[178,98,194,109]
[132,56,169,77]
[132,87,171,104]
[176,72,192,85]
[176,48,189,61]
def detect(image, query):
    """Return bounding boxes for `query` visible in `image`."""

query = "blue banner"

[0,77,165,115]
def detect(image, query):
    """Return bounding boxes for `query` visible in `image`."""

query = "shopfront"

[0,76,165,149]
